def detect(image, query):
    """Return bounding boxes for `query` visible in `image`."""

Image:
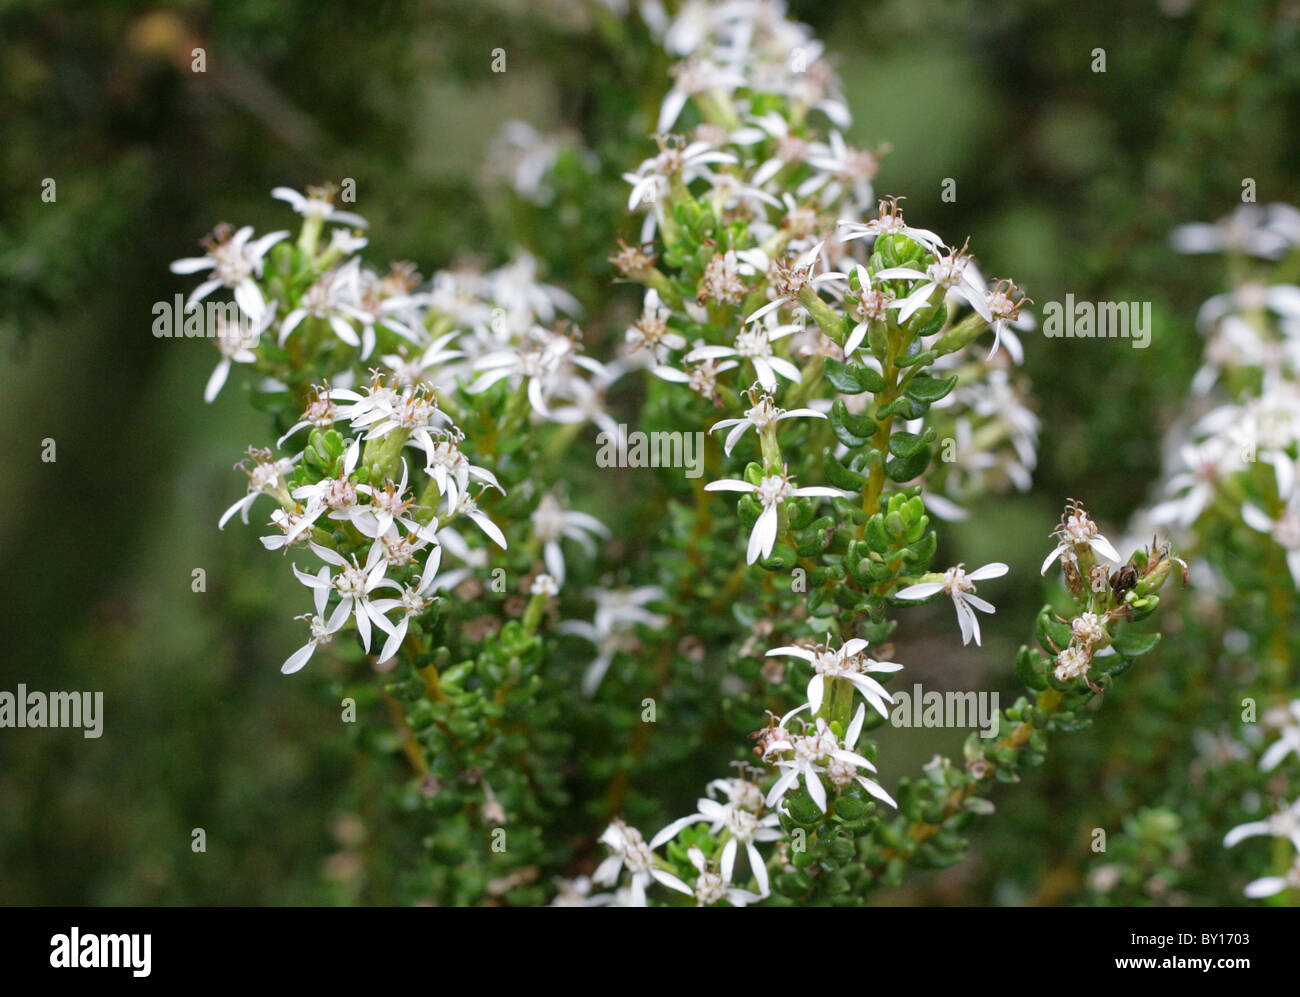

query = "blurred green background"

[1,0,1297,904]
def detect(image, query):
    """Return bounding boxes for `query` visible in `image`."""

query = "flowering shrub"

[1062,203,1300,906]
[168,0,1202,906]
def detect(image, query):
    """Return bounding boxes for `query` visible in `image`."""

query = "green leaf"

[823,450,867,491]
[885,447,930,482]
[824,357,869,394]
[1111,631,1161,658]
[1015,645,1047,691]
[1034,605,1071,655]
[905,372,959,404]
[904,530,937,568]
[887,430,934,458]
[829,399,873,448]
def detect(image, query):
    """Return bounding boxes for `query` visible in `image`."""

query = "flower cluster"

[581,0,1178,906]
[180,0,1186,907]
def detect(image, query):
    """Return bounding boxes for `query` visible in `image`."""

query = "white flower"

[1149,439,1233,528]
[530,493,609,586]
[288,440,366,537]
[278,260,363,350]
[1259,701,1300,772]
[685,847,764,907]
[875,241,993,325]
[1241,855,1300,899]
[895,562,1008,646]
[276,390,342,448]
[652,354,739,401]
[765,637,901,717]
[649,777,780,895]
[592,821,690,906]
[281,566,348,674]
[205,315,265,402]
[1040,501,1120,575]
[709,393,825,456]
[743,243,843,329]
[169,224,289,322]
[448,492,508,550]
[837,198,945,252]
[686,322,803,394]
[1241,495,1300,589]
[764,705,896,813]
[271,186,368,229]
[705,470,851,564]
[293,542,394,653]
[797,130,878,210]
[657,58,747,134]
[530,573,559,596]
[842,265,895,355]
[380,331,466,389]
[623,139,737,213]
[1224,798,1300,851]
[218,448,295,529]
[558,586,666,696]
[625,288,687,363]
[469,328,605,418]
[548,875,614,907]
[422,429,503,514]
[368,544,443,664]
[1171,204,1298,260]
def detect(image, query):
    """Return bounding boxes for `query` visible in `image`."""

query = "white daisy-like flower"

[649,777,780,895]
[709,392,825,456]
[558,586,666,696]
[530,493,610,586]
[293,542,394,653]
[1259,700,1300,772]
[625,288,687,363]
[765,637,901,717]
[447,492,508,550]
[657,57,747,134]
[875,240,993,325]
[1040,500,1121,575]
[548,875,614,907]
[684,847,765,907]
[623,139,738,213]
[1171,203,1298,260]
[368,544,443,664]
[271,185,369,229]
[763,704,896,813]
[843,264,896,355]
[743,242,844,329]
[278,259,363,350]
[422,428,503,514]
[685,322,803,394]
[895,562,1009,647]
[205,315,266,403]
[1241,855,1300,900]
[281,566,349,674]
[218,447,296,530]
[705,469,851,564]
[1241,494,1300,589]
[797,130,878,209]
[169,224,289,322]
[837,197,945,252]
[1148,438,1233,529]
[652,354,739,401]
[592,821,691,907]
[1224,798,1300,852]
[469,328,606,418]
